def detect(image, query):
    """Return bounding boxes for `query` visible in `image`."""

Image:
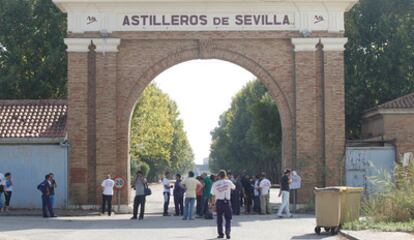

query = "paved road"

[0,184,347,240]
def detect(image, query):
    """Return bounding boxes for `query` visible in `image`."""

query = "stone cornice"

[64,38,121,53]
[291,38,319,52]
[64,38,91,52]
[320,37,348,51]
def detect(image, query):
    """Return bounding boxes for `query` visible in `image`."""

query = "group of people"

[0,172,13,212]
[0,167,296,240]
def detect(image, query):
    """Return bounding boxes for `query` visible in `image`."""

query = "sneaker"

[226,235,231,239]
[163,213,170,217]
[138,217,144,220]
[288,215,293,218]
[277,215,283,218]
[130,217,137,220]
[217,235,224,239]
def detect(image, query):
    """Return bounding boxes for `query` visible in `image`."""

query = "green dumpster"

[314,187,363,235]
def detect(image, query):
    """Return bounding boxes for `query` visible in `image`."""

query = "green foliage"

[343,162,414,231]
[0,0,67,99]
[130,84,194,181]
[209,80,282,182]
[361,162,414,223]
[343,220,414,232]
[345,0,414,138]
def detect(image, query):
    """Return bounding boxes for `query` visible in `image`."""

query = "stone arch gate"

[54,0,357,210]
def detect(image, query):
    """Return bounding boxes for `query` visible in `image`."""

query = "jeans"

[49,194,55,208]
[133,195,146,219]
[196,195,202,216]
[253,195,261,213]
[202,196,210,215]
[183,197,195,220]
[174,194,184,216]
[42,195,54,217]
[216,200,232,236]
[231,192,240,215]
[5,191,12,207]
[102,194,113,216]
[244,195,252,213]
[0,192,3,209]
[277,191,291,216]
[163,192,170,214]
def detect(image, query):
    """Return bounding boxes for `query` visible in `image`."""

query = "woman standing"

[211,170,235,239]
[4,172,12,212]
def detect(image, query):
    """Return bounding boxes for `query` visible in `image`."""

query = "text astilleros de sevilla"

[122,14,293,27]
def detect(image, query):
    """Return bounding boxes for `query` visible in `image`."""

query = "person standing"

[173,174,185,216]
[259,172,272,214]
[201,172,212,216]
[131,171,147,220]
[48,173,58,209]
[230,175,242,215]
[181,171,202,220]
[277,169,293,218]
[101,174,115,216]
[211,170,235,239]
[0,172,4,212]
[253,174,261,213]
[241,174,253,214]
[195,176,203,217]
[4,173,13,212]
[37,174,55,218]
[162,171,173,216]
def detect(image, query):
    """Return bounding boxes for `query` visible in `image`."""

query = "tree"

[0,0,67,99]
[345,0,414,138]
[130,84,194,180]
[209,80,282,182]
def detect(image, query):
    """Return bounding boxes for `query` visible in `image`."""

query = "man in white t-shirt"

[259,172,272,214]
[211,170,235,239]
[162,171,173,216]
[101,174,115,216]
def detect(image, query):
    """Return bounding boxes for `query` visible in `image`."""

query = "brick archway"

[57,0,357,210]
[121,45,294,170]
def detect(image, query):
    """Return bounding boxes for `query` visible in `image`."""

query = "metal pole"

[118,190,121,213]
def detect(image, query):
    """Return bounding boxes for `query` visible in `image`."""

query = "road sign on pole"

[113,176,127,212]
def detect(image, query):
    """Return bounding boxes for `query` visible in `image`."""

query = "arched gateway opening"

[55,0,357,210]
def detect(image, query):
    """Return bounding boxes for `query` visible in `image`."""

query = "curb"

[340,230,360,240]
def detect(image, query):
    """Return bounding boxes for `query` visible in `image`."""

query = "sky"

[154,59,255,165]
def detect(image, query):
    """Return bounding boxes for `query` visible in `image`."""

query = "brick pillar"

[320,38,348,186]
[291,38,323,203]
[64,38,92,205]
[93,39,125,206]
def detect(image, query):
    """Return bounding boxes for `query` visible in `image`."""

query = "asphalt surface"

[0,184,347,240]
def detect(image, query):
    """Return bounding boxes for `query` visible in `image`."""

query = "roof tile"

[0,100,67,138]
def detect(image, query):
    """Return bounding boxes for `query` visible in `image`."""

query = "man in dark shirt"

[37,174,55,218]
[277,169,293,218]
[173,174,185,216]
[241,174,253,214]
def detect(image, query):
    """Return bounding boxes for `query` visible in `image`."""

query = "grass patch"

[343,220,414,232]
[343,162,414,232]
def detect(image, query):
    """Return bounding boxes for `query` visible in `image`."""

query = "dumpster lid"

[314,186,364,192]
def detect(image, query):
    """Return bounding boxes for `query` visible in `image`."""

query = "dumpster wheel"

[314,227,321,235]
[330,226,339,235]
[324,227,331,232]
